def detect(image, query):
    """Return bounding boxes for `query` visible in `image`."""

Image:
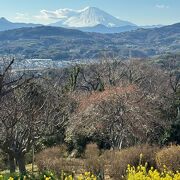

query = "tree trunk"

[9,154,16,173]
[16,154,26,174]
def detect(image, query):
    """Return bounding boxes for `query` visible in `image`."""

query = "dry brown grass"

[84,143,100,158]
[36,145,67,160]
[156,145,180,171]
[84,143,105,177]
[34,144,180,179]
[103,144,159,180]
[35,145,83,174]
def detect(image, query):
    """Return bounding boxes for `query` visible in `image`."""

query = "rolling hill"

[0,23,179,60]
[0,17,40,31]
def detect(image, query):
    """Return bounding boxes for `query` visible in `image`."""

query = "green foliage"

[68,66,80,92]
[0,151,7,171]
[96,78,104,92]
[38,171,56,180]
[0,172,36,180]
[164,89,180,144]
[73,134,91,156]
[167,118,180,144]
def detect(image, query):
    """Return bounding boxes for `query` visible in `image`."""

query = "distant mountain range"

[76,24,138,33]
[0,23,179,60]
[0,17,40,31]
[0,7,165,33]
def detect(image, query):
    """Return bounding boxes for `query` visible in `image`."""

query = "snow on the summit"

[51,7,135,28]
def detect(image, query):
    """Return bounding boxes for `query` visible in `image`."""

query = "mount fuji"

[50,7,137,33]
[0,7,163,33]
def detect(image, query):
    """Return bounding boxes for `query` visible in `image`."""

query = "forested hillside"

[0,56,179,179]
[0,23,179,60]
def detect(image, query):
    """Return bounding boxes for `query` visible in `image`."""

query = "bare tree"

[67,85,168,150]
[0,80,67,174]
[0,57,32,100]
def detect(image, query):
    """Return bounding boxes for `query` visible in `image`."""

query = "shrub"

[156,145,180,171]
[84,144,100,158]
[104,144,159,179]
[36,145,68,173]
[74,134,91,156]
[84,144,105,179]
[36,145,67,160]
[84,157,105,179]
[36,157,80,175]
[36,145,83,175]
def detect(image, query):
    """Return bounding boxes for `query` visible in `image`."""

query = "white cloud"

[15,13,30,21]
[155,4,169,9]
[14,7,91,24]
[34,8,82,21]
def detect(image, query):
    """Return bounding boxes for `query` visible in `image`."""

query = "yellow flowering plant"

[0,173,27,180]
[77,172,97,180]
[126,164,180,180]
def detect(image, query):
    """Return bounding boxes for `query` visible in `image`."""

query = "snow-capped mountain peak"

[51,7,136,28]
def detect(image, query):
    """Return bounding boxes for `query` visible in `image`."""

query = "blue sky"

[0,0,179,25]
